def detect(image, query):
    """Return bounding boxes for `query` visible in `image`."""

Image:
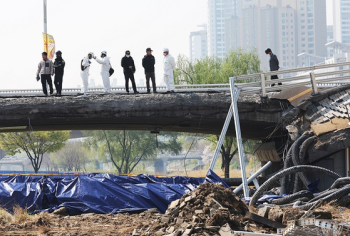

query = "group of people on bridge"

[36,48,176,97]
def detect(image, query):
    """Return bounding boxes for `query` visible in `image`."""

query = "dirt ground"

[1,206,350,236]
[1,183,350,236]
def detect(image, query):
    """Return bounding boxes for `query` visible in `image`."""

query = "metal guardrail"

[0,84,231,96]
[0,61,349,96]
[236,61,350,97]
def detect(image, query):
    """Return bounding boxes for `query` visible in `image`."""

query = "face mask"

[126,55,130,58]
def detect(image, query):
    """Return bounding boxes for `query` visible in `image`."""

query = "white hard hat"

[101,50,107,55]
[163,48,169,53]
[88,52,94,57]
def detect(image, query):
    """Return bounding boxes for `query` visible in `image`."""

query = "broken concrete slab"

[257,206,271,218]
[268,206,283,223]
[245,212,286,229]
[219,223,232,236]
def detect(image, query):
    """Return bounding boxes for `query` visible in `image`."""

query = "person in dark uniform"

[53,50,65,96]
[265,48,281,86]
[121,50,139,94]
[142,48,157,93]
[36,52,54,96]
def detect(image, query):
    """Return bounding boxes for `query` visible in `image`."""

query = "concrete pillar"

[0,149,5,159]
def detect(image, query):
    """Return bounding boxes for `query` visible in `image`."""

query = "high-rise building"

[224,0,327,69]
[207,0,236,58]
[225,3,296,70]
[296,0,327,67]
[333,0,350,44]
[189,25,208,62]
[111,78,118,87]
[90,79,96,87]
[328,25,335,58]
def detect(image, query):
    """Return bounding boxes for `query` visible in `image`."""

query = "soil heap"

[135,182,252,235]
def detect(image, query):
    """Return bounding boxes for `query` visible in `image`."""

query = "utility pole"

[43,0,48,52]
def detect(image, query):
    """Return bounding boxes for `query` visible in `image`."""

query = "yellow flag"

[42,33,55,60]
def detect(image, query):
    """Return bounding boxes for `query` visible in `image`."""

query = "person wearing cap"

[94,50,112,94]
[142,48,157,93]
[79,52,94,97]
[265,48,281,86]
[53,50,65,96]
[163,48,176,92]
[121,50,139,94]
[36,52,54,96]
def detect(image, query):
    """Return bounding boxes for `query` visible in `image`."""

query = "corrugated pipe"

[272,190,313,205]
[295,184,350,210]
[281,134,313,194]
[249,165,340,207]
[330,177,350,189]
[292,136,315,193]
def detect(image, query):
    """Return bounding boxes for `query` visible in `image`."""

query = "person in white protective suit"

[93,50,112,93]
[79,52,94,97]
[163,48,176,92]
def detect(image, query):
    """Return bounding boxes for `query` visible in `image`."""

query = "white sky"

[0,1,333,90]
[0,0,207,89]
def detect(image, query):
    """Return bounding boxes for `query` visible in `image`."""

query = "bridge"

[153,155,203,174]
[1,61,349,140]
[0,157,27,171]
[0,88,287,140]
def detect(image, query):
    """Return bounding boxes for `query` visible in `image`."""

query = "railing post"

[260,73,266,97]
[310,72,319,95]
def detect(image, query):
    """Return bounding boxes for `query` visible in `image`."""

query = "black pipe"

[330,177,350,189]
[291,134,313,188]
[295,184,350,210]
[299,136,316,165]
[272,190,313,205]
[249,165,340,207]
[281,134,312,194]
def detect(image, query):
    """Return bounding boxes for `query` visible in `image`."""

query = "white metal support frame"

[229,77,249,198]
[209,77,249,198]
[233,161,272,194]
[209,104,233,170]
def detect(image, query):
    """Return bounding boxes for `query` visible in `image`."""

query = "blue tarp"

[0,170,227,215]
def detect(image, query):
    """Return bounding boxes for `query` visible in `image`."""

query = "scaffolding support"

[208,77,249,198]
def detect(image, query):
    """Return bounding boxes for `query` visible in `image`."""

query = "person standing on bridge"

[163,48,176,93]
[79,52,94,97]
[53,50,65,97]
[265,48,281,87]
[36,52,54,96]
[142,48,157,93]
[93,51,112,94]
[121,50,139,94]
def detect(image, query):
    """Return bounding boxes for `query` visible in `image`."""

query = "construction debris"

[0,182,349,235]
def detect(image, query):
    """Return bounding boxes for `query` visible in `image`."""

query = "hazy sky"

[0,0,207,89]
[0,1,333,90]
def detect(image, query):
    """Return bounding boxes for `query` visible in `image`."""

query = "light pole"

[43,0,48,52]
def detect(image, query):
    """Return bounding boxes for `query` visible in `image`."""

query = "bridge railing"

[1,61,349,96]
[0,84,231,96]
[234,61,350,97]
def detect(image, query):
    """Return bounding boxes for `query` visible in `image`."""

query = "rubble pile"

[132,183,276,236]
[132,182,350,235]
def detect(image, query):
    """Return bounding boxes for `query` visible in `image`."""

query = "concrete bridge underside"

[0,92,288,140]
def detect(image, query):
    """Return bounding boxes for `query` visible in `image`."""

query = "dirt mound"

[136,182,250,235]
[167,182,248,221]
